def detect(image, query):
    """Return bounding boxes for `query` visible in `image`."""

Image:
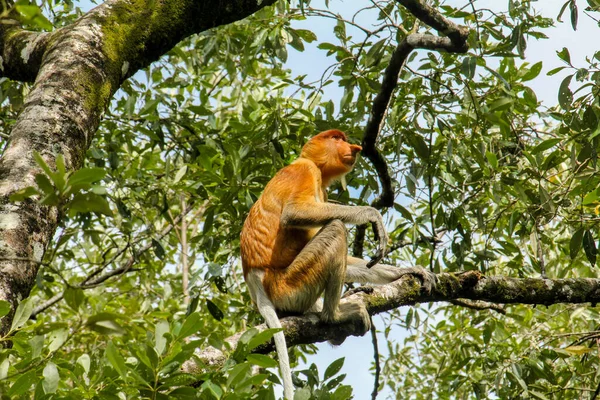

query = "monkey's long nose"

[351,144,362,154]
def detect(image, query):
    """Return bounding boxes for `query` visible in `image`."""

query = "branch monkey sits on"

[240,129,436,399]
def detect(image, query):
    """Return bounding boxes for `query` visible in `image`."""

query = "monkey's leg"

[266,219,348,323]
[346,256,437,293]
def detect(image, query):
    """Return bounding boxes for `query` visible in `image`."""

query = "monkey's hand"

[366,208,388,268]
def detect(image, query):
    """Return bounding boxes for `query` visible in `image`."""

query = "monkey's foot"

[338,300,371,334]
[325,300,371,345]
[405,267,437,294]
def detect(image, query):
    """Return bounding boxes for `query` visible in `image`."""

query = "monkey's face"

[301,130,362,178]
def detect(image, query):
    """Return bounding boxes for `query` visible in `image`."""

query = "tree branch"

[0,19,50,82]
[185,271,600,371]
[355,0,469,255]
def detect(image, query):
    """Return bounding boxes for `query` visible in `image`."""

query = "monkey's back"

[241,159,322,278]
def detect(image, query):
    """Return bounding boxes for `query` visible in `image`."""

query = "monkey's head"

[300,130,362,185]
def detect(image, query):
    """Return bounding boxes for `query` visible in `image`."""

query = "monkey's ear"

[340,175,347,191]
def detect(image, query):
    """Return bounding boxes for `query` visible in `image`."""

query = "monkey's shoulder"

[269,159,321,189]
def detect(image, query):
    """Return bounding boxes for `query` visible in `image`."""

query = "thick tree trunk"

[0,0,276,335]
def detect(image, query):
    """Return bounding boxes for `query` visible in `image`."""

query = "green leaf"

[42,362,59,394]
[247,354,278,368]
[35,174,55,195]
[68,167,106,187]
[488,97,514,112]
[10,186,40,202]
[15,4,53,31]
[364,39,386,68]
[155,320,169,355]
[557,47,571,65]
[203,208,214,235]
[460,56,477,79]
[531,138,561,154]
[295,29,317,42]
[106,341,128,376]
[583,230,597,266]
[558,75,573,110]
[485,151,498,169]
[394,203,414,222]
[570,0,578,30]
[200,381,224,398]
[177,312,202,339]
[521,61,543,81]
[86,313,125,336]
[294,387,312,400]
[48,329,68,352]
[206,299,224,321]
[77,354,91,374]
[583,189,599,205]
[0,300,10,318]
[547,66,566,76]
[407,134,429,160]
[10,297,33,332]
[64,287,85,310]
[173,165,187,183]
[152,238,165,259]
[247,328,281,351]
[68,192,112,216]
[332,385,353,400]
[8,370,35,396]
[324,357,345,380]
[570,228,584,259]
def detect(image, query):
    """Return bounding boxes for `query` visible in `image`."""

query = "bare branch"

[0,17,50,82]
[449,298,506,314]
[396,0,470,45]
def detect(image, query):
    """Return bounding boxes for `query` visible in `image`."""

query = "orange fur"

[240,130,362,297]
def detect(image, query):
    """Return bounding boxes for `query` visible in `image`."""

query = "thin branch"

[181,195,190,305]
[370,316,381,400]
[449,298,506,314]
[396,0,470,45]
[31,203,200,317]
[354,0,469,255]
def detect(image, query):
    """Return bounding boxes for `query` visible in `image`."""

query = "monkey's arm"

[281,201,380,227]
[346,256,436,293]
[281,200,388,265]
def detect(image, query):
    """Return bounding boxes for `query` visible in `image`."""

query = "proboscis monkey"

[240,129,436,399]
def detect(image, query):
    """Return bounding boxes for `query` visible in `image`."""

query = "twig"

[370,316,381,400]
[31,202,200,317]
[449,298,506,314]
[181,195,190,305]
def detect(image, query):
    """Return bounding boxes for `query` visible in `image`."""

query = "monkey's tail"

[258,303,294,399]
